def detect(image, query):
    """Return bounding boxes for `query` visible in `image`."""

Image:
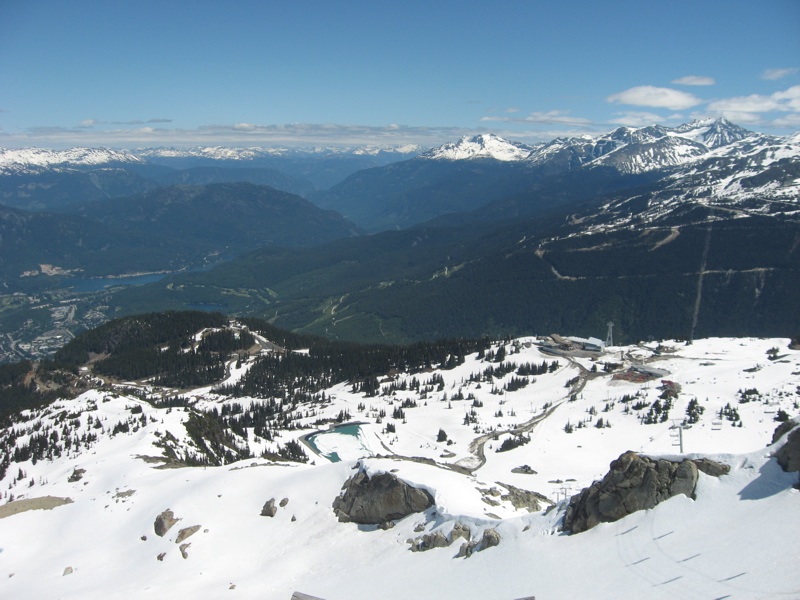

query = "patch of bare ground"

[0,496,73,519]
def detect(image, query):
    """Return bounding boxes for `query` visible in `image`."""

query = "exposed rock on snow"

[691,458,731,478]
[62,567,73,576]
[154,509,179,537]
[498,482,552,512]
[175,525,201,544]
[332,469,434,525]
[67,468,85,482]
[449,522,471,544]
[291,592,328,600]
[771,419,799,445]
[456,528,501,558]
[563,451,700,533]
[774,426,800,473]
[260,498,278,517]
[481,528,501,549]
[179,543,191,559]
[511,465,537,475]
[408,530,449,552]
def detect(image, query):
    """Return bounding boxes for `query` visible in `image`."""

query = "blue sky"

[1,0,799,148]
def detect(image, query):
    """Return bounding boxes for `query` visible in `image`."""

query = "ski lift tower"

[606,321,614,349]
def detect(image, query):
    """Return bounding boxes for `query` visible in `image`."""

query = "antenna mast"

[606,321,614,348]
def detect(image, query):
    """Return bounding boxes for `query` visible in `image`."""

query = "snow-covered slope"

[0,147,144,175]
[0,335,798,599]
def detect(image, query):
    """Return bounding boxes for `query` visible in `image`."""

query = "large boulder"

[333,469,434,525]
[154,509,179,537]
[260,498,278,517]
[563,451,699,534]
[771,419,798,445]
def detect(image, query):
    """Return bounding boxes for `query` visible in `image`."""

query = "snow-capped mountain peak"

[423,134,536,161]
[0,147,144,175]
[671,117,753,148]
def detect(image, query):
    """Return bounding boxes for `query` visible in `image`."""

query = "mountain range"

[314,118,798,232]
[0,118,798,357]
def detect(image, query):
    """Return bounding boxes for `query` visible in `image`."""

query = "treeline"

[218,321,491,402]
[42,311,255,387]
[46,311,227,370]
[0,361,62,425]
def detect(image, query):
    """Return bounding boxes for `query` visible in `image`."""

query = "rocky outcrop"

[563,451,699,534]
[499,482,553,512]
[774,426,800,472]
[408,522,473,553]
[449,522,471,544]
[332,469,434,525]
[291,593,327,600]
[67,468,85,482]
[772,419,799,445]
[409,531,450,552]
[154,509,179,537]
[456,528,501,558]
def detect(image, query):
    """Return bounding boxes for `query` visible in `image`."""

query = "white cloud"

[707,85,800,118]
[773,85,800,111]
[0,122,497,149]
[608,111,669,127]
[481,110,591,126]
[607,86,702,110]
[707,94,780,114]
[504,107,519,114]
[771,113,800,128]
[761,67,798,81]
[671,75,715,86]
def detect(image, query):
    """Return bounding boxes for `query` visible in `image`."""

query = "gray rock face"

[154,509,179,537]
[261,498,277,517]
[481,528,501,549]
[175,525,201,544]
[563,451,699,534]
[332,469,434,525]
[499,482,552,512]
[692,457,731,477]
[771,420,798,445]
[774,427,800,472]
[409,531,450,552]
[449,522,471,544]
[456,528,501,558]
